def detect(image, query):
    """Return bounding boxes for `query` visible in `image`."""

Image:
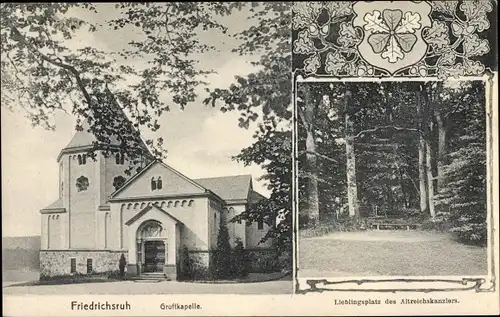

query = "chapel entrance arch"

[136,220,166,273]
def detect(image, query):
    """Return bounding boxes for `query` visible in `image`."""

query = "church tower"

[40,91,153,254]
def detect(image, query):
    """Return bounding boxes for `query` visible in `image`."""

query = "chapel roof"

[193,175,254,202]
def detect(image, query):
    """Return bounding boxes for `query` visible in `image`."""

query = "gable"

[125,205,182,226]
[111,161,206,200]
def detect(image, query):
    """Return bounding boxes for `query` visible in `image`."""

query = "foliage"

[299,214,369,238]
[435,85,487,245]
[212,214,233,279]
[231,238,249,278]
[205,2,293,256]
[231,130,293,255]
[247,251,280,273]
[0,3,246,168]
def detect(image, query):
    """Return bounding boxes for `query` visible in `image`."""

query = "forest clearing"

[296,80,489,277]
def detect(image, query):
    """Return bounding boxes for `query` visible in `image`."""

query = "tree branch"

[10,26,94,111]
[298,150,338,163]
[354,125,421,139]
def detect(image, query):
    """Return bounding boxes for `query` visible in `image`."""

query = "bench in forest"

[370,223,420,231]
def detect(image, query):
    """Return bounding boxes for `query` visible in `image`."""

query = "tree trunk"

[425,139,436,218]
[435,111,447,191]
[418,136,429,214]
[305,129,320,226]
[416,88,429,215]
[302,86,320,226]
[344,91,359,219]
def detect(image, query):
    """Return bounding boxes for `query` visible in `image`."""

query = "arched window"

[113,176,127,191]
[157,177,162,190]
[151,177,157,190]
[81,154,87,165]
[77,154,82,165]
[76,176,89,192]
[115,153,125,165]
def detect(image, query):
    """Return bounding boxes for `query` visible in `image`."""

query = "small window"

[77,154,82,165]
[151,177,157,190]
[76,176,89,192]
[86,259,93,274]
[70,258,76,273]
[82,154,87,165]
[115,153,125,165]
[157,177,162,190]
[113,176,126,191]
[257,219,264,230]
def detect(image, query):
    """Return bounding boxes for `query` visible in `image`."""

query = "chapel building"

[39,117,271,280]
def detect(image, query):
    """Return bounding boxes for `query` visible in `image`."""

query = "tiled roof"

[194,175,253,201]
[41,198,64,210]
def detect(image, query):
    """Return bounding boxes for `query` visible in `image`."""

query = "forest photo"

[296,79,490,278]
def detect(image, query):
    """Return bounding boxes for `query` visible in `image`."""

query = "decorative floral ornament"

[352,1,432,75]
[364,9,422,63]
[292,0,492,78]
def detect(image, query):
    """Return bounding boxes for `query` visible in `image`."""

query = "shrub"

[249,251,280,273]
[231,238,249,278]
[212,215,233,279]
[178,247,192,281]
[299,214,368,238]
[107,270,122,280]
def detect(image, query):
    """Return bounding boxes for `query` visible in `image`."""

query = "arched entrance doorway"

[137,220,166,273]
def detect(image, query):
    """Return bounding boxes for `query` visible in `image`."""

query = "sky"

[1,4,269,237]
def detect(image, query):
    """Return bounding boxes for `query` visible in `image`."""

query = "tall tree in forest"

[435,81,486,245]
[297,85,320,225]
[344,90,359,219]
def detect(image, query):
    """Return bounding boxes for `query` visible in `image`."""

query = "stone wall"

[40,251,127,278]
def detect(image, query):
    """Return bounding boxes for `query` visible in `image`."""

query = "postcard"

[2,2,498,316]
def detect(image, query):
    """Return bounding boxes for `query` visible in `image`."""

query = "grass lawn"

[298,230,488,277]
